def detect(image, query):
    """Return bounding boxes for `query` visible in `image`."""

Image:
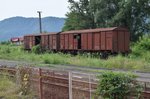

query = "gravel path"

[0,59,34,67]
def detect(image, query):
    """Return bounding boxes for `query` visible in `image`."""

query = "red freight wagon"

[24,32,60,51]
[48,32,60,51]
[60,27,130,55]
[40,32,59,50]
[24,34,41,50]
[41,34,49,50]
[24,35,35,50]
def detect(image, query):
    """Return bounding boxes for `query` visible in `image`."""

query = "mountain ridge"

[0,16,66,41]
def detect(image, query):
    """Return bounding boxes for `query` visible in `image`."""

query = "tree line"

[63,0,150,41]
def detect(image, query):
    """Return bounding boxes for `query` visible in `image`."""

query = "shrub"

[0,41,11,45]
[96,72,142,99]
[31,45,43,54]
[131,35,150,56]
[0,73,19,99]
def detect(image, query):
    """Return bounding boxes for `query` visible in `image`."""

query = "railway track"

[0,59,150,82]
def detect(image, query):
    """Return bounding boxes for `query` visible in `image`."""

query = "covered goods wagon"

[24,34,41,50]
[60,27,130,55]
[24,32,60,51]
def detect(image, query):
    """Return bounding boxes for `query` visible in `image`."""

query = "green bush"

[131,35,150,56]
[96,72,142,99]
[0,41,11,45]
[0,74,19,99]
[31,45,43,54]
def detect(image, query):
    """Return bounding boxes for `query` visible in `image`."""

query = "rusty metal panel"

[24,36,27,49]
[101,32,106,50]
[93,33,100,50]
[41,35,44,48]
[56,34,60,50]
[106,32,113,50]
[29,36,32,49]
[45,35,49,49]
[52,35,57,49]
[24,35,35,50]
[124,31,130,52]
[112,31,118,52]
[81,33,87,50]
[60,34,65,49]
[87,33,92,50]
[69,34,73,50]
[64,34,69,49]
[41,35,49,50]
[118,31,125,52]
[24,36,28,49]
[48,34,58,50]
[112,30,130,53]
[49,35,53,50]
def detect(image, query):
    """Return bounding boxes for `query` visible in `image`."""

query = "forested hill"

[0,16,65,41]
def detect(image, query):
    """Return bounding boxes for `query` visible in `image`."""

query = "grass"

[0,74,19,99]
[0,44,150,72]
[0,72,36,99]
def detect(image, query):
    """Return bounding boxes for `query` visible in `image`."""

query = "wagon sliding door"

[77,34,81,49]
[35,36,41,46]
[100,31,113,51]
[73,34,81,50]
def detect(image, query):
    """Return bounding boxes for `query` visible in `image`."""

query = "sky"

[0,0,69,21]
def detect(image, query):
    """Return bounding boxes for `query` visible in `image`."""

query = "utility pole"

[37,11,42,33]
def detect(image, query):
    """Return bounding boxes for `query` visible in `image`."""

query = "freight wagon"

[24,27,130,58]
[24,32,59,51]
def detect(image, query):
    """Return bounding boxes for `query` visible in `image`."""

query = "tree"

[63,0,150,41]
[63,0,95,31]
[111,0,150,41]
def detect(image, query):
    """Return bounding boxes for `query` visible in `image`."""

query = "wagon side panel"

[49,35,53,50]
[69,34,73,50]
[100,32,106,50]
[117,30,125,52]
[64,34,69,50]
[81,33,88,50]
[93,32,100,50]
[60,34,65,50]
[124,31,130,52]
[112,31,118,52]
[87,33,92,50]
[52,34,57,50]
[106,32,113,51]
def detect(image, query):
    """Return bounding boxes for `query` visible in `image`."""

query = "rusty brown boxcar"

[48,32,60,51]
[60,27,130,56]
[24,32,60,51]
[24,34,41,50]
[40,33,49,50]
[40,32,60,50]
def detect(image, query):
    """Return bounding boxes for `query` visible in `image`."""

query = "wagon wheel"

[100,52,108,59]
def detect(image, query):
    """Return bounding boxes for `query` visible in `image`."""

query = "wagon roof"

[61,27,128,34]
[24,32,60,36]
